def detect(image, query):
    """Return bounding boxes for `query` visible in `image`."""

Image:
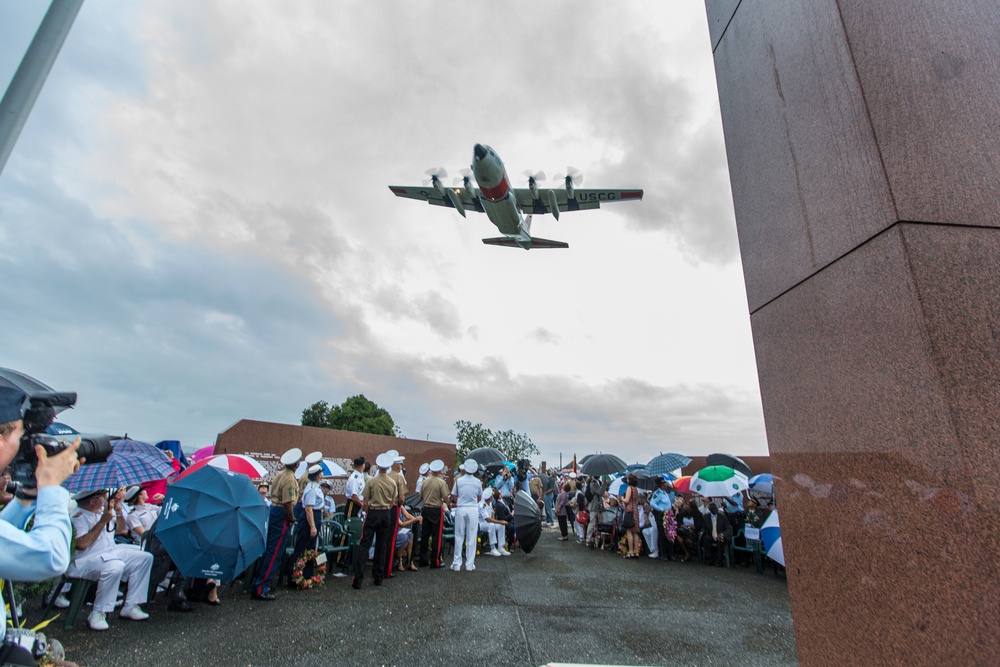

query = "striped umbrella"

[761,510,784,566]
[690,465,750,498]
[175,454,267,481]
[63,439,174,492]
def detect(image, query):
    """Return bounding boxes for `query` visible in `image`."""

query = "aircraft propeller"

[522,169,546,187]
[553,167,584,186]
[423,167,448,186]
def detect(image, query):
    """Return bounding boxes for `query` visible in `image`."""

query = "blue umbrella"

[749,473,775,508]
[156,466,268,580]
[761,510,784,566]
[63,439,174,492]
[645,453,692,477]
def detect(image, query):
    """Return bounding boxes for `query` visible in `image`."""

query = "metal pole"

[0,0,85,176]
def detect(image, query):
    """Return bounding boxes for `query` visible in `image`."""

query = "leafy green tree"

[454,420,539,467]
[301,395,397,436]
[301,401,332,428]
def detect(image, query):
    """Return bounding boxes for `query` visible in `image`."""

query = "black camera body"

[516,458,530,483]
[8,392,113,491]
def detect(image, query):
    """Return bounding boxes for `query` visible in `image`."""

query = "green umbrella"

[690,465,749,498]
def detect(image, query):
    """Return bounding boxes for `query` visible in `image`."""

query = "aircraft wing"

[513,188,643,215]
[387,185,485,213]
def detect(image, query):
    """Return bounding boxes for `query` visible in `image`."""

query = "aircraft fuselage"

[472,143,527,237]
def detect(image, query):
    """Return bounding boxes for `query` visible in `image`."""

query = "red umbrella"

[174,454,267,481]
[672,476,693,494]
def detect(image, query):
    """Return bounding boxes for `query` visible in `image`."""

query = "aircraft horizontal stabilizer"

[481,236,569,250]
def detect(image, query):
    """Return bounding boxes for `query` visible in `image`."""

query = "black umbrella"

[634,470,662,492]
[484,461,506,478]
[706,453,752,477]
[467,447,504,467]
[512,490,542,553]
[578,454,594,466]
[580,453,628,477]
[404,492,423,511]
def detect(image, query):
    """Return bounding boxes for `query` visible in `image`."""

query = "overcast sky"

[0,1,767,466]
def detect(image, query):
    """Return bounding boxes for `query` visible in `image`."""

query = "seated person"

[68,489,153,631]
[639,498,659,558]
[124,486,160,543]
[395,505,423,571]
[674,499,703,562]
[479,488,509,556]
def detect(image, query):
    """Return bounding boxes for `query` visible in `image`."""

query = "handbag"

[577,509,590,526]
[622,511,635,529]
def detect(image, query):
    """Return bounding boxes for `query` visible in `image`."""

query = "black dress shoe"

[372,578,382,586]
[351,578,362,590]
[168,600,195,612]
[251,592,277,601]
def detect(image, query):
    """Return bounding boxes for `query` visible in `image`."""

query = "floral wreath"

[290,549,327,589]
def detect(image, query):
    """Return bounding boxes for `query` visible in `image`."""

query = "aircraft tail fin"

[481,236,569,250]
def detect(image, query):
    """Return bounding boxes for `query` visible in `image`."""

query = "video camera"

[515,458,530,484]
[7,392,113,493]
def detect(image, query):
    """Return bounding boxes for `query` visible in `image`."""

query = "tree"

[301,395,397,436]
[453,420,539,467]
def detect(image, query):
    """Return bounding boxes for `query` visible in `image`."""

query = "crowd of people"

[546,469,771,567]
[2,377,772,666]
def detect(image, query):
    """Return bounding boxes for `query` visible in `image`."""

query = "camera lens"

[77,436,114,464]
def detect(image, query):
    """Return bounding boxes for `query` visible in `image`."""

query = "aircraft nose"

[473,144,488,161]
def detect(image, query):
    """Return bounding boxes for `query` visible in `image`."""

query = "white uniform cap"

[304,451,323,465]
[429,459,445,473]
[385,449,399,460]
[418,463,430,475]
[569,472,578,478]
[308,463,323,475]
[463,459,479,475]
[280,448,303,466]
[393,455,405,464]
[375,452,393,469]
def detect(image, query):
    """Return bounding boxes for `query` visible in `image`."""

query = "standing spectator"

[621,474,642,558]
[542,470,557,526]
[555,483,571,541]
[450,460,483,572]
[649,478,672,560]
[701,502,732,567]
[585,476,605,547]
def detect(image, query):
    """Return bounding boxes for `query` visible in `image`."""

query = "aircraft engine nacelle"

[547,189,560,221]
[564,176,575,200]
[446,187,466,218]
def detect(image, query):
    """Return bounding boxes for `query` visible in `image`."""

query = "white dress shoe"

[498,547,511,556]
[119,605,150,621]
[489,548,502,557]
[88,612,109,631]
[53,594,70,609]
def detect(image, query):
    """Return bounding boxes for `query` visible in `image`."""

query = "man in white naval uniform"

[415,462,429,494]
[450,459,483,572]
[68,489,153,631]
[343,457,366,518]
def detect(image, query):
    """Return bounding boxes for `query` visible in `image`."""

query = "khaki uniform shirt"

[271,469,299,506]
[388,470,408,499]
[420,476,450,508]
[366,473,399,510]
[529,476,542,496]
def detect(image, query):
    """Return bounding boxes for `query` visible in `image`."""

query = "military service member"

[252,448,301,601]
[352,453,397,589]
[418,459,449,568]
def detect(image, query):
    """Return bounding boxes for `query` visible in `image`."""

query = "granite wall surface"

[707,1,999,663]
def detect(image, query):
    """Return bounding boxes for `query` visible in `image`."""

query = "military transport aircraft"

[388,144,643,249]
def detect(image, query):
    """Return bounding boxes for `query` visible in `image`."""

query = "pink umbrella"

[189,445,216,463]
[174,454,268,481]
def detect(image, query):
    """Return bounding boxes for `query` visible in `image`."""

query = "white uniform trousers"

[452,506,479,569]
[480,522,503,549]
[67,545,153,613]
[642,524,659,554]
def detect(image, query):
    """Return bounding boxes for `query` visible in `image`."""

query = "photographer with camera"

[0,386,81,665]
